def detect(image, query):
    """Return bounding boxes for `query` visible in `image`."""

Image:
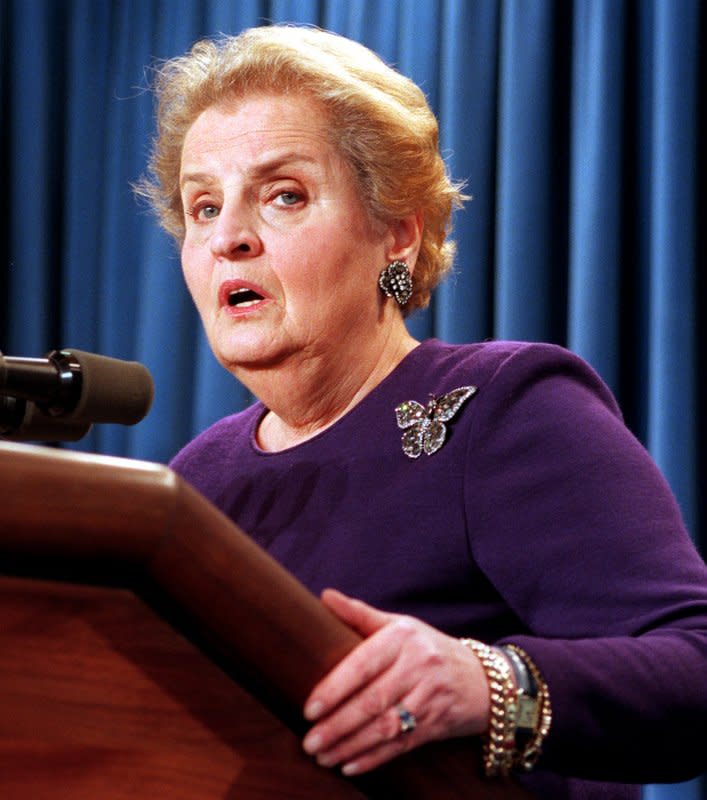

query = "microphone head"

[61,349,155,425]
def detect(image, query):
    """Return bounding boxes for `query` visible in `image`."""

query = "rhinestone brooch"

[395,385,477,458]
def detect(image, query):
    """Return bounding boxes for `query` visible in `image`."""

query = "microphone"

[0,396,92,442]
[0,349,154,441]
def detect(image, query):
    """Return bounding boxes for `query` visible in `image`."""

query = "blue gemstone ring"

[396,704,417,735]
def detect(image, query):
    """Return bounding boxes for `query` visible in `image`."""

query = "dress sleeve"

[464,343,707,783]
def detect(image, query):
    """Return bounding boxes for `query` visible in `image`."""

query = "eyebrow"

[180,151,322,190]
[179,172,218,190]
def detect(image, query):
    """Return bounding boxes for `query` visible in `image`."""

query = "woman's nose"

[209,209,262,259]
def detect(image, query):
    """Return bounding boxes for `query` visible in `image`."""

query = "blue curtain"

[1,2,704,797]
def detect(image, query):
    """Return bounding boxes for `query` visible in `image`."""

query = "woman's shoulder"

[419,339,617,406]
[403,339,624,446]
[420,337,579,373]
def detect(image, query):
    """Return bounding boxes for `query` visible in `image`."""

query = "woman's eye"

[274,191,302,207]
[197,204,220,220]
[185,202,219,221]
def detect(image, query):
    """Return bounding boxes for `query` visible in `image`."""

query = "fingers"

[319,702,418,776]
[304,657,409,753]
[306,682,426,776]
[304,613,414,722]
[304,590,407,722]
[320,589,394,637]
[302,622,431,770]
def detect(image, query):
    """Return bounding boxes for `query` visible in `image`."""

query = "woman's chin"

[213,337,287,373]
[208,310,285,362]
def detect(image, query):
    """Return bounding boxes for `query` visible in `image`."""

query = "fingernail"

[342,761,360,776]
[303,733,322,754]
[316,753,336,767]
[304,699,324,720]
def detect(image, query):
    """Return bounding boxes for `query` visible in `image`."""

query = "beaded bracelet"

[460,638,518,776]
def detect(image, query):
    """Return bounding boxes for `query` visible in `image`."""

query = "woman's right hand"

[301,589,492,776]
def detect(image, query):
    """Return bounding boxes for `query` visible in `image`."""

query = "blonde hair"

[140,25,465,314]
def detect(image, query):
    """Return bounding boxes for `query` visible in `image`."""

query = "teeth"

[227,288,263,307]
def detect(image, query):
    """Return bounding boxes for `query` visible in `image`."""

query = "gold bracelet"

[505,645,552,771]
[460,638,518,777]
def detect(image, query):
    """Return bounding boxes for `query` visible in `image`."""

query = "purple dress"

[171,339,707,800]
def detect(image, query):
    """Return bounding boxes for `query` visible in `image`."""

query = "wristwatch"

[500,644,539,752]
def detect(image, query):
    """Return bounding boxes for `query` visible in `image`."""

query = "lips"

[218,280,270,314]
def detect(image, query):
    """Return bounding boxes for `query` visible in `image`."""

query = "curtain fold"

[495,0,569,344]
[1,3,704,796]
[645,0,699,535]
[567,0,625,389]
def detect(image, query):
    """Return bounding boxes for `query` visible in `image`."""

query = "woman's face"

[179,94,396,374]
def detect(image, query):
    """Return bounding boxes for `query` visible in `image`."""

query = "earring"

[378,260,413,306]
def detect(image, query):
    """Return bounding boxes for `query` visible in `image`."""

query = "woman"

[140,25,707,799]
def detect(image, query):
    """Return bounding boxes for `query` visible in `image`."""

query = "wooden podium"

[0,441,532,799]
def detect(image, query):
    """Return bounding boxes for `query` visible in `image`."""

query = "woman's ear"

[386,211,423,274]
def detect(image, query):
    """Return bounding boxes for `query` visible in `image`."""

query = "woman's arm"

[466,344,707,782]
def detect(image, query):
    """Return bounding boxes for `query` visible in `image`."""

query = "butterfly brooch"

[395,385,478,459]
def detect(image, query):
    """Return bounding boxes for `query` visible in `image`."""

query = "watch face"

[517,695,540,730]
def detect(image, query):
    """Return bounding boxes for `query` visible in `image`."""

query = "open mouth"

[227,287,265,309]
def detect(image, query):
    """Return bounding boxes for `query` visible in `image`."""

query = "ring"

[396,704,417,735]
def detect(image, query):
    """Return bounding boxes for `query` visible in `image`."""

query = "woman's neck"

[236,321,419,451]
